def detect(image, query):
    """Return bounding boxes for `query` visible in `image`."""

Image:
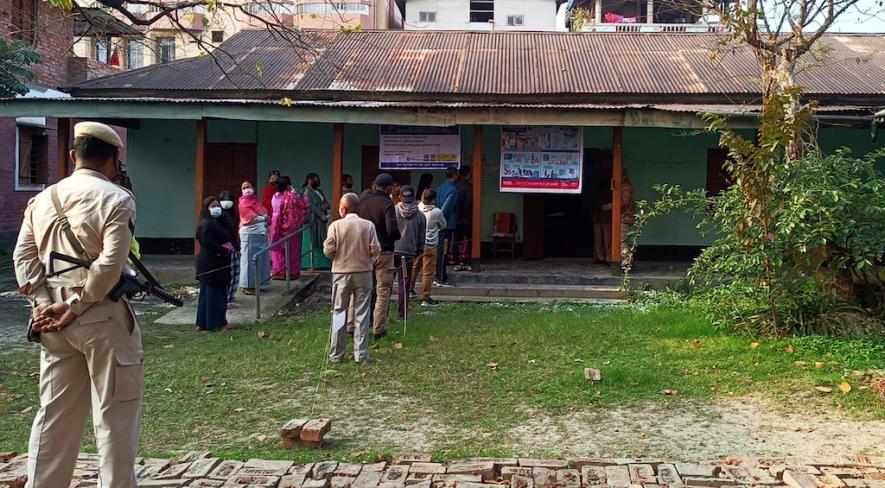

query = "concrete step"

[429,283,626,299]
[432,295,624,305]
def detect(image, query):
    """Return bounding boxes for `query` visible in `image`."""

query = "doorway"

[361,145,412,193]
[522,149,611,259]
[204,143,257,199]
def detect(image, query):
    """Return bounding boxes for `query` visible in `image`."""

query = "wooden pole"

[194,119,207,254]
[56,118,70,182]
[611,126,623,266]
[331,123,344,220]
[471,125,483,268]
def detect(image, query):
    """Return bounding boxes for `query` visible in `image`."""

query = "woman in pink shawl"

[238,180,271,295]
[270,175,309,280]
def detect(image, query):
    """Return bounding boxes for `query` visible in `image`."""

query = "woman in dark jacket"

[196,196,232,331]
[218,190,240,308]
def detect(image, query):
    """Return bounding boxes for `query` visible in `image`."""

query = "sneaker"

[437,281,455,288]
[409,291,418,299]
[432,280,441,287]
[452,265,464,272]
[421,298,439,306]
[329,357,342,364]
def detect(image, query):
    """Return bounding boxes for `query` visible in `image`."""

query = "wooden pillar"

[56,118,70,182]
[594,0,602,24]
[611,126,623,266]
[646,0,654,23]
[194,119,207,253]
[331,123,344,220]
[471,125,483,268]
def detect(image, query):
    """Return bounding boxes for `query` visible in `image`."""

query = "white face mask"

[209,207,223,218]
[242,188,255,196]
[220,200,234,210]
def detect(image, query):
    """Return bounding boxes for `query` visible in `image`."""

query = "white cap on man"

[73,121,124,149]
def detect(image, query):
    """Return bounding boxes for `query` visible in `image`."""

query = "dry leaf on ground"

[660,389,678,395]
[750,342,760,349]
[795,361,807,367]
[839,382,852,394]
[815,386,834,393]
[257,331,270,339]
[691,339,701,348]
[786,344,795,353]
[486,362,499,370]
[393,342,403,350]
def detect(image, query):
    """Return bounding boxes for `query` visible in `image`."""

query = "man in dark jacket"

[434,167,459,286]
[393,185,426,321]
[454,165,473,271]
[357,173,401,338]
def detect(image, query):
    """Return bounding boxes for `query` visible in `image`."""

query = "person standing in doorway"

[303,172,331,269]
[603,168,635,271]
[393,185,426,321]
[271,176,309,280]
[324,193,380,363]
[453,165,473,271]
[592,166,613,264]
[14,122,141,488]
[358,173,401,339]
[238,181,271,295]
[413,189,446,306]
[434,167,459,287]
[218,190,240,309]
[262,170,281,218]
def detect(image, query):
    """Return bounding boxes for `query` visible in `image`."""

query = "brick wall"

[0,0,75,89]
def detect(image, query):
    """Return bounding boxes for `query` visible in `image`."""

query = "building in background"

[568,0,725,32]
[294,0,402,29]
[404,0,563,30]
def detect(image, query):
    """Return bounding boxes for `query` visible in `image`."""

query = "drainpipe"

[646,0,653,23]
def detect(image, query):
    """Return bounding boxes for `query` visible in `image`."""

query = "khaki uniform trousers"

[410,246,438,300]
[592,221,612,263]
[372,251,395,334]
[27,299,143,488]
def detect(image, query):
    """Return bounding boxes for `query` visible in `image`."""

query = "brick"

[866,481,885,488]
[522,460,569,469]
[406,474,434,485]
[314,462,341,480]
[154,462,192,480]
[447,461,495,481]
[395,454,433,465]
[605,466,631,488]
[644,484,660,488]
[841,479,866,488]
[185,458,222,479]
[784,471,825,488]
[629,465,655,484]
[305,479,332,488]
[209,460,244,480]
[408,481,431,488]
[675,465,720,479]
[352,469,383,488]
[503,467,535,481]
[534,468,558,488]
[221,474,280,487]
[137,461,170,481]
[0,459,26,478]
[558,469,581,488]
[0,476,25,488]
[683,478,735,488]
[380,465,411,488]
[190,480,225,487]
[281,418,309,438]
[179,451,213,463]
[333,476,357,488]
[280,475,307,488]
[656,464,683,487]
[431,474,483,485]
[240,459,294,477]
[334,464,365,478]
[301,419,332,443]
[513,474,535,488]
[411,464,447,475]
[456,483,489,488]
[581,466,607,486]
[138,480,190,487]
[819,474,846,488]
[468,458,520,471]
[571,459,612,470]
[363,463,388,472]
[821,468,867,478]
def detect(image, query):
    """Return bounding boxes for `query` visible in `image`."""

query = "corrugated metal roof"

[68,31,885,103]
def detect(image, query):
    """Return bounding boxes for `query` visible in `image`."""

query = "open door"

[361,145,411,193]
[522,194,544,260]
[204,143,257,199]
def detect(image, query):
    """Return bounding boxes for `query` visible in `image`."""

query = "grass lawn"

[1,300,883,463]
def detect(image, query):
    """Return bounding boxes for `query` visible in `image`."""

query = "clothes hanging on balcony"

[604,12,637,23]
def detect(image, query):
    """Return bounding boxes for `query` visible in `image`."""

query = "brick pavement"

[1,452,883,488]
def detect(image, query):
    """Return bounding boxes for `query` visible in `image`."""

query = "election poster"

[499,126,583,194]
[379,125,461,170]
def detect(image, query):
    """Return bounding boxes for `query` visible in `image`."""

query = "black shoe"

[373,331,387,340]
[421,298,439,306]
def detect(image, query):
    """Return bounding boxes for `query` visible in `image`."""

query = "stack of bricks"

[0,451,883,488]
[280,419,333,448]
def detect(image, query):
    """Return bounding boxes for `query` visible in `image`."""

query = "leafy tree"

[0,38,42,98]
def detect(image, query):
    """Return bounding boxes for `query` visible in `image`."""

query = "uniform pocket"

[113,351,144,402]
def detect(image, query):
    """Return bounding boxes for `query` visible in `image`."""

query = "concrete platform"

[154,273,321,326]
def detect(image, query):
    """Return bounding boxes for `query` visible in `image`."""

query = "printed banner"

[499,126,583,194]
[379,126,461,169]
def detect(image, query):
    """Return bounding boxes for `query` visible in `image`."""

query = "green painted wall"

[817,126,884,173]
[126,120,883,248]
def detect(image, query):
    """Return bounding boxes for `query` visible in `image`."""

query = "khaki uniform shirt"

[323,213,380,274]
[14,168,137,317]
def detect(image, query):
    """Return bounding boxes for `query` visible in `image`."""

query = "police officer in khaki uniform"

[13,122,142,488]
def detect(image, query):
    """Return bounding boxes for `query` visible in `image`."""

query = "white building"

[404,0,562,31]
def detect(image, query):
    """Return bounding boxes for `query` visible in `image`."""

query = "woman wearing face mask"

[238,181,271,295]
[271,176,309,280]
[218,190,240,309]
[195,196,232,332]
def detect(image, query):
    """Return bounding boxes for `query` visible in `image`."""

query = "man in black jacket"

[357,173,401,338]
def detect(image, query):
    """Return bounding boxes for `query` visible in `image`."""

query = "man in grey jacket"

[412,189,447,306]
[393,186,426,320]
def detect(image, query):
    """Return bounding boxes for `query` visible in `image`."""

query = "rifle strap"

[51,185,92,262]
[128,252,161,287]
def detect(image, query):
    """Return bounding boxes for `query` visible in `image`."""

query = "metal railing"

[252,221,317,319]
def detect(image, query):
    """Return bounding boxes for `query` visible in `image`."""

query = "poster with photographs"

[380,125,461,169]
[499,126,583,193]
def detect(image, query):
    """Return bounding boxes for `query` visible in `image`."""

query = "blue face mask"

[210,207,223,218]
